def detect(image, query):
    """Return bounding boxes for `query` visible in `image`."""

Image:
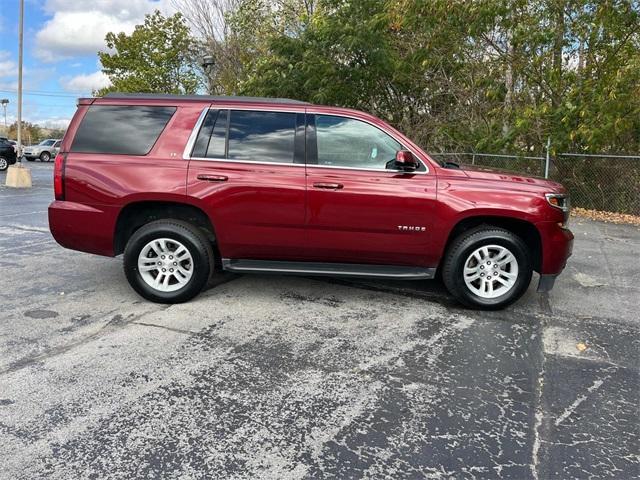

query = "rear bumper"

[48,200,117,256]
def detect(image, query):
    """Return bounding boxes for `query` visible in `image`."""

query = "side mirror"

[395,150,419,171]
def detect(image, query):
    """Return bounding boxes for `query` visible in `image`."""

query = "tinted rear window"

[192,109,228,159]
[228,111,297,163]
[71,105,176,155]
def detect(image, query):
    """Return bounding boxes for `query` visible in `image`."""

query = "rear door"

[186,107,308,260]
[304,113,438,267]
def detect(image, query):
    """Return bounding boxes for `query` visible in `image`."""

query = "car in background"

[0,137,18,171]
[24,139,61,162]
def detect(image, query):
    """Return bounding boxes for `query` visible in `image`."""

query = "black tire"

[123,219,215,303]
[442,226,532,310]
[0,157,8,171]
[39,151,51,162]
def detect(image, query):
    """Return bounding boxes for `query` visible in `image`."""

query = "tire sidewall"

[447,231,532,309]
[124,222,212,303]
[0,157,7,171]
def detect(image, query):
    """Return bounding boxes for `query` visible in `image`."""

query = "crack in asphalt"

[531,314,547,480]
[132,321,196,336]
[0,309,159,375]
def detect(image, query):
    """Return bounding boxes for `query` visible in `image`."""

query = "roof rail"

[102,92,309,105]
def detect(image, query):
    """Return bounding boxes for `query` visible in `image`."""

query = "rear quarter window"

[71,105,176,155]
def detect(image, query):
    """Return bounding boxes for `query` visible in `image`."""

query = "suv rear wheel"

[442,227,532,309]
[123,220,214,303]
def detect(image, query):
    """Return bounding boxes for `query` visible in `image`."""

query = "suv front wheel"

[123,220,214,303]
[442,227,533,309]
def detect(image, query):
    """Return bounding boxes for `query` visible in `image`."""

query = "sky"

[0,0,176,130]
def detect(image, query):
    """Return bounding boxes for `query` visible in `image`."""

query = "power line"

[0,89,88,98]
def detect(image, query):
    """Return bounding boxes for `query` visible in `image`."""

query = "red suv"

[49,93,573,309]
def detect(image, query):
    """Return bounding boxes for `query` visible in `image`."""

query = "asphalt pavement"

[1,162,638,479]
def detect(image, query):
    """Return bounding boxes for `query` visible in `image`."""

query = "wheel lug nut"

[487,261,491,265]
[173,262,177,266]
[157,262,162,265]
[161,255,165,259]
[170,268,174,272]
[480,273,484,277]
[480,265,484,269]
[162,268,166,272]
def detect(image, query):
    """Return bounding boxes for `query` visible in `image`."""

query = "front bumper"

[535,221,574,291]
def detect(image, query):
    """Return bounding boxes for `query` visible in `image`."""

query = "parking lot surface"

[1,163,639,479]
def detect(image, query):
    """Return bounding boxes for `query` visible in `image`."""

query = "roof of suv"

[102,92,310,105]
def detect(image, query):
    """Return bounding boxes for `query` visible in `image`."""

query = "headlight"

[545,193,570,224]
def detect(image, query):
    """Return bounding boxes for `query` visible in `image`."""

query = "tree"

[231,0,639,155]
[97,11,200,95]
[7,121,41,145]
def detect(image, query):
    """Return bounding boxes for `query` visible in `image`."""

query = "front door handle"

[313,182,343,190]
[197,174,228,182]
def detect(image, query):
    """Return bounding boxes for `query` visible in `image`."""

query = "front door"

[187,108,308,260]
[305,114,438,267]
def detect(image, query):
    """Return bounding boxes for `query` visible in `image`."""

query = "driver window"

[315,115,402,170]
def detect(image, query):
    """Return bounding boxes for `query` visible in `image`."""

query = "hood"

[459,164,566,193]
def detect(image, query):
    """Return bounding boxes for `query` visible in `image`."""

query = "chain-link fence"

[431,152,640,215]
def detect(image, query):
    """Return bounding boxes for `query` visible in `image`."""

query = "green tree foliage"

[7,121,42,145]
[97,11,200,95]
[221,0,639,155]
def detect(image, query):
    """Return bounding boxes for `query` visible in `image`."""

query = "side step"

[221,259,436,280]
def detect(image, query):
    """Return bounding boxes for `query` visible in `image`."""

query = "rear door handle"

[313,182,343,190]
[197,174,228,182]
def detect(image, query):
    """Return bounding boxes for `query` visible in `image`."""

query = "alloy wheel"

[463,244,519,299]
[137,238,194,292]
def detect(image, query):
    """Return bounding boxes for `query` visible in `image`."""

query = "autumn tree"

[97,11,200,95]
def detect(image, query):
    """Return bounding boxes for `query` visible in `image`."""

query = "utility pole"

[6,0,32,188]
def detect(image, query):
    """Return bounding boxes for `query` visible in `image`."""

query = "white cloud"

[1,113,71,131]
[38,117,72,129]
[35,11,140,61]
[0,51,17,78]
[62,70,111,93]
[35,0,177,62]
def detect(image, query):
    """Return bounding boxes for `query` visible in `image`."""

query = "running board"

[221,259,436,280]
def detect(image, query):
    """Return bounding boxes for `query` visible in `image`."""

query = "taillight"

[54,153,65,200]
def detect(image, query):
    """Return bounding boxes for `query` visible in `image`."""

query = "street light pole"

[17,0,24,164]
[201,55,215,94]
[5,0,31,188]
[0,99,8,133]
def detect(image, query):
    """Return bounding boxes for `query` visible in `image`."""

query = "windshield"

[39,140,55,146]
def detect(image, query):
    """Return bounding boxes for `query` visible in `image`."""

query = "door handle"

[313,182,343,190]
[197,174,228,182]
